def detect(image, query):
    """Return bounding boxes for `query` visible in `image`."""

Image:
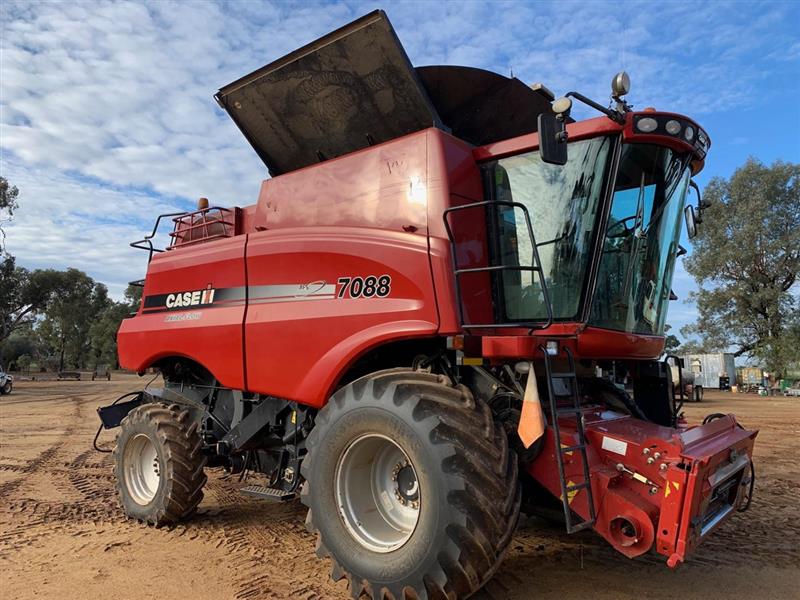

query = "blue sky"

[2,0,799,341]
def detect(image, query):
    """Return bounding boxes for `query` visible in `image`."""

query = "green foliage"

[36,268,111,370]
[16,354,32,372]
[0,333,38,367]
[664,334,681,353]
[676,340,710,355]
[0,176,20,255]
[89,301,131,367]
[682,158,800,375]
[0,260,68,342]
[124,283,143,309]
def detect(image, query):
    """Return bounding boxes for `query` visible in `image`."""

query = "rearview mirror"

[538,97,571,166]
[684,205,697,239]
[538,113,568,165]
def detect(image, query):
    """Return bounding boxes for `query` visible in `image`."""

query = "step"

[566,519,596,534]
[550,371,577,379]
[560,444,586,454]
[240,484,295,502]
[565,482,590,492]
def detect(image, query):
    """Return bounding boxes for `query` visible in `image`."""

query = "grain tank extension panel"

[215,10,440,175]
[215,10,556,175]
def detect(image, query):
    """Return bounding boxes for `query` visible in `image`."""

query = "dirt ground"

[1,375,799,600]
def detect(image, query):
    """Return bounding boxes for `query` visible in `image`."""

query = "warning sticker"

[601,436,628,456]
[560,480,579,505]
[664,481,681,498]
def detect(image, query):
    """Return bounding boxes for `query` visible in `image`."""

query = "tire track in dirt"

[0,393,117,558]
[64,449,117,503]
[0,402,77,498]
[200,477,340,600]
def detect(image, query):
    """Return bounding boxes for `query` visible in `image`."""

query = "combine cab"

[98,11,756,600]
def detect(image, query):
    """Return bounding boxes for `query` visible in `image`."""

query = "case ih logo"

[165,286,216,309]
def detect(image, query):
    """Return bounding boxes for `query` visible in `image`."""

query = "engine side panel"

[243,227,438,406]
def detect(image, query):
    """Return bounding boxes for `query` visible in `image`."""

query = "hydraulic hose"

[93,391,143,453]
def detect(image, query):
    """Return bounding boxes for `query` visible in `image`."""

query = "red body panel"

[528,409,756,564]
[244,227,438,406]
[119,236,248,389]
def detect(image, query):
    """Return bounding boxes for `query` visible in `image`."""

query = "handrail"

[443,200,554,332]
[130,207,237,262]
[130,212,187,263]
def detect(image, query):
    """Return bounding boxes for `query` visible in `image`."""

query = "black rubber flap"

[216,10,441,175]
[415,66,559,146]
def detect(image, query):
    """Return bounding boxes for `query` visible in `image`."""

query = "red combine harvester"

[98,11,757,599]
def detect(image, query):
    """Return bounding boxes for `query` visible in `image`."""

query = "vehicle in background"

[57,371,81,381]
[92,365,112,381]
[0,367,12,395]
[668,357,703,402]
[783,383,800,397]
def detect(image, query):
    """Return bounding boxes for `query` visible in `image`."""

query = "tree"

[682,158,800,375]
[677,340,709,355]
[123,283,143,309]
[0,176,19,255]
[0,263,66,342]
[37,269,110,370]
[0,332,37,368]
[88,283,144,367]
[664,334,681,354]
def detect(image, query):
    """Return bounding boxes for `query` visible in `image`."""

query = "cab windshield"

[484,137,614,321]
[589,143,691,335]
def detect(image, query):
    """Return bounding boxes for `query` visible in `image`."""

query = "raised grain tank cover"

[216,10,557,175]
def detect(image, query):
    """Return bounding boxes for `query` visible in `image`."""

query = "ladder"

[539,344,596,533]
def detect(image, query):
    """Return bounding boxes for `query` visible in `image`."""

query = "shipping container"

[679,353,737,389]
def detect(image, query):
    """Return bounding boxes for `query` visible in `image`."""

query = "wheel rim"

[123,433,160,505]
[335,433,420,553]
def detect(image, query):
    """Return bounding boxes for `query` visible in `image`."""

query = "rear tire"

[114,402,206,525]
[302,369,520,600]
[694,386,704,402]
[1,381,10,395]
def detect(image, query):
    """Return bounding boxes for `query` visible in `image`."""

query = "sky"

[2,0,799,341]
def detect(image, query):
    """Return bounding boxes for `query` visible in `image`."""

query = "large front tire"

[114,402,207,526]
[302,369,520,600]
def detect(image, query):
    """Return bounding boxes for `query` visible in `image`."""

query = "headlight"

[665,120,681,135]
[684,126,695,141]
[636,117,658,133]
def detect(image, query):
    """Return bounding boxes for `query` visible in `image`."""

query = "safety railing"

[130,207,238,262]
[443,200,553,331]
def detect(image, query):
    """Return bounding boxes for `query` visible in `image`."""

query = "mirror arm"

[566,91,625,124]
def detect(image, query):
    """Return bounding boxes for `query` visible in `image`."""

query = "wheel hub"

[394,463,419,505]
[123,433,160,505]
[335,434,421,553]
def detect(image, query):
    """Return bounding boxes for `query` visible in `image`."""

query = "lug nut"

[654,452,662,460]
[660,463,668,471]
[649,487,658,495]
[643,448,651,455]
[647,457,655,465]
